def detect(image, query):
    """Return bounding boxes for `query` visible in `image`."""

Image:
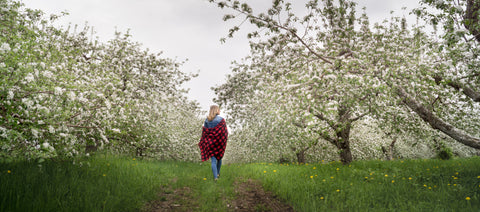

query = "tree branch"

[350,111,369,122]
[434,75,480,102]
[397,86,480,149]
[310,109,336,130]
[220,1,333,64]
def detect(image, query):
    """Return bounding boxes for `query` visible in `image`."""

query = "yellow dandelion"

[408,177,412,180]
[448,184,451,186]
[203,178,207,181]
[370,173,373,176]
[365,177,368,179]
[320,197,324,200]
[336,168,340,171]
[103,174,106,177]
[466,197,471,201]
[401,161,404,163]
[313,167,316,170]
[330,176,334,179]
[392,180,395,183]
[385,174,388,177]
[273,170,277,173]
[424,184,427,187]
[454,177,458,180]
[310,176,314,179]
[7,170,11,174]
[477,176,480,179]
[454,184,457,186]
[455,172,459,175]
[264,171,267,173]
[133,158,136,160]
[336,189,340,192]
[428,187,431,190]
[315,175,318,177]
[322,179,326,182]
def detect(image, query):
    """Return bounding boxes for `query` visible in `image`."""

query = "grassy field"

[1,155,479,211]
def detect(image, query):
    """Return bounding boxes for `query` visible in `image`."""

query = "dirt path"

[142,185,198,212]
[143,178,294,212]
[228,178,295,212]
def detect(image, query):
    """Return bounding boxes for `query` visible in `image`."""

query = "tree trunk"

[85,143,98,153]
[397,86,480,149]
[336,122,353,164]
[296,150,306,164]
[313,104,360,165]
[464,0,480,43]
[338,140,353,164]
[136,147,144,157]
[382,138,397,160]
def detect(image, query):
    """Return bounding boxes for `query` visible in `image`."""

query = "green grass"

[235,158,480,211]
[1,155,479,211]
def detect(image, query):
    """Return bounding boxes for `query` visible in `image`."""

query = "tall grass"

[0,155,171,212]
[1,155,479,211]
[0,154,235,212]
[234,157,480,211]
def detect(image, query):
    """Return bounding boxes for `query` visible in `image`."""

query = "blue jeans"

[211,156,222,179]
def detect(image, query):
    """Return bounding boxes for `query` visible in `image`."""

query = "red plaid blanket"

[198,119,228,161]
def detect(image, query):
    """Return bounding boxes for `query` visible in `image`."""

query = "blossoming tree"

[0,0,203,161]
[211,0,480,164]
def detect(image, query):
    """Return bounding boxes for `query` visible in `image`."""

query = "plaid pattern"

[198,119,228,162]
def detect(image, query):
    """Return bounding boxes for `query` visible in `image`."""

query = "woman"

[198,105,228,181]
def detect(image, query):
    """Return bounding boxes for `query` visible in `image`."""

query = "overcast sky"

[20,0,420,112]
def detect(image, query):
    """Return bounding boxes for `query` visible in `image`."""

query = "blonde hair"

[207,105,220,121]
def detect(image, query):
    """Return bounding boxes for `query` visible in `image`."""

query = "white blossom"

[105,99,111,110]
[22,98,34,108]
[7,90,14,100]
[42,70,53,78]
[0,43,11,53]
[31,129,39,138]
[25,73,35,83]
[48,125,55,133]
[67,91,76,101]
[54,87,63,96]
[42,142,50,149]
